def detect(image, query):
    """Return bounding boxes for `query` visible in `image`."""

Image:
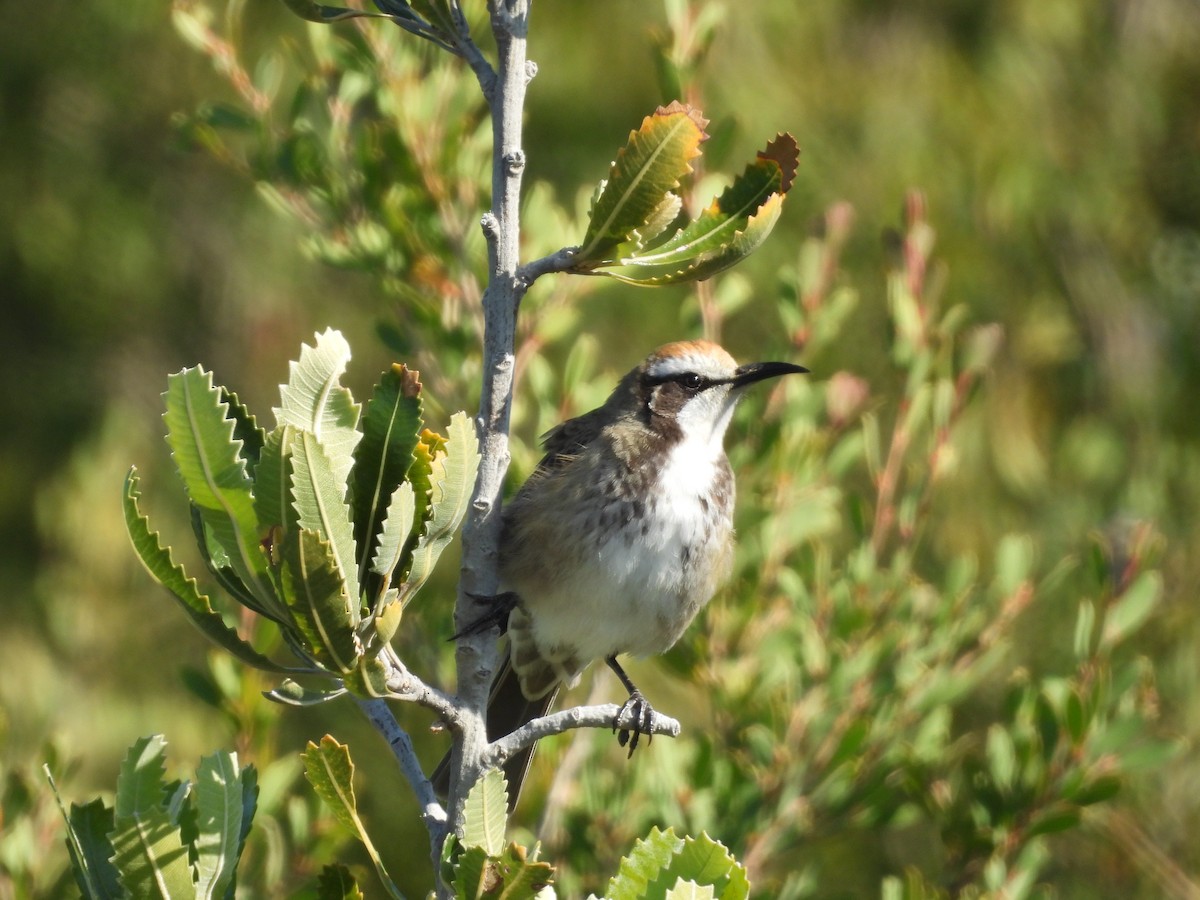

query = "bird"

[440,339,807,806]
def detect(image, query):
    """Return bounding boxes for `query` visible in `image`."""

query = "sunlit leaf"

[291,430,361,606]
[193,751,248,900]
[274,328,362,490]
[399,412,480,604]
[577,102,708,263]
[461,768,508,856]
[110,737,194,899]
[303,737,405,900]
[163,366,278,612]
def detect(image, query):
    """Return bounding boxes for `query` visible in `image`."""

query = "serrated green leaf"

[665,882,714,900]
[405,435,438,551]
[588,133,797,285]
[193,751,245,900]
[399,412,480,604]
[189,503,288,624]
[111,736,193,900]
[220,387,265,470]
[254,425,297,538]
[577,102,709,263]
[282,528,361,673]
[601,192,785,287]
[352,364,423,589]
[604,829,747,900]
[123,468,294,674]
[264,679,348,706]
[451,845,490,898]
[613,134,794,268]
[291,430,361,605]
[50,781,121,900]
[164,366,278,612]
[604,826,685,900]
[274,328,362,490]
[461,769,508,856]
[317,864,365,900]
[449,842,553,900]
[303,737,405,900]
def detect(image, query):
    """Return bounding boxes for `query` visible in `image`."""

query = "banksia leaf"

[352,364,423,585]
[603,828,748,900]
[282,528,361,674]
[303,737,404,900]
[577,102,709,263]
[399,412,480,604]
[110,737,194,899]
[163,366,278,612]
[291,430,361,606]
[123,468,293,674]
[370,482,416,593]
[193,751,252,900]
[461,768,508,856]
[274,329,362,491]
[593,133,800,286]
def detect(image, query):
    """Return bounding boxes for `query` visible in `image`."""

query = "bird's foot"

[613,689,656,758]
[449,591,519,641]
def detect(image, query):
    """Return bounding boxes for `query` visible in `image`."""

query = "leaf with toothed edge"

[577,102,709,263]
[274,329,362,492]
[123,468,296,674]
[281,528,361,674]
[591,133,799,286]
[303,737,405,900]
[351,364,423,592]
[163,365,280,616]
[290,430,361,608]
[398,412,480,605]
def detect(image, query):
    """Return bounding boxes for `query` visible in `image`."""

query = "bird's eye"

[679,373,705,392]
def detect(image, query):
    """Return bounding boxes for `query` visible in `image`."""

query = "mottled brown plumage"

[442,340,807,806]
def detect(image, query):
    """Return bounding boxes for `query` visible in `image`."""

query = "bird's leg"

[449,591,520,641]
[605,655,657,757]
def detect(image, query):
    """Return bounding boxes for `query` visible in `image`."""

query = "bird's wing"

[534,406,609,473]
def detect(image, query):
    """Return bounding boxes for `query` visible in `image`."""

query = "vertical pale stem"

[446,0,532,850]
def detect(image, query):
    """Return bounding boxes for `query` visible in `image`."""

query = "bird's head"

[620,340,808,448]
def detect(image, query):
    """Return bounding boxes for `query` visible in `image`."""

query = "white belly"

[514,435,734,668]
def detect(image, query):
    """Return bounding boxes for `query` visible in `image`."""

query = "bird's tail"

[431,655,559,811]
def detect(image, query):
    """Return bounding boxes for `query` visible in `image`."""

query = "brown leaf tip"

[391,362,423,399]
[758,132,800,194]
[654,100,711,142]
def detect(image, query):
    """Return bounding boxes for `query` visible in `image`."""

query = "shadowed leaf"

[123,468,294,673]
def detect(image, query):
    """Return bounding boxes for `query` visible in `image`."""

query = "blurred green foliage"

[2,0,1199,897]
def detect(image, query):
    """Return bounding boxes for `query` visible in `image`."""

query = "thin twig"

[356,698,448,853]
[487,704,682,768]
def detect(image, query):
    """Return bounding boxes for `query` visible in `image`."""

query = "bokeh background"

[2,0,1199,896]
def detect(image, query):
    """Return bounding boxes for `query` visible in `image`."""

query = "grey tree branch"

[356,697,448,867]
[486,705,682,769]
[446,0,534,860]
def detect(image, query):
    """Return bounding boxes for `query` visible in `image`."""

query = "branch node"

[504,150,526,176]
[524,60,538,83]
[481,211,501,240]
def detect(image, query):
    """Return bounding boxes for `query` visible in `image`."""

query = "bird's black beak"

[731,360,809,388]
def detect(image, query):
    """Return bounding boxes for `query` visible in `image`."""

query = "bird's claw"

[449,591,519,641]
[613,689,656,758]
